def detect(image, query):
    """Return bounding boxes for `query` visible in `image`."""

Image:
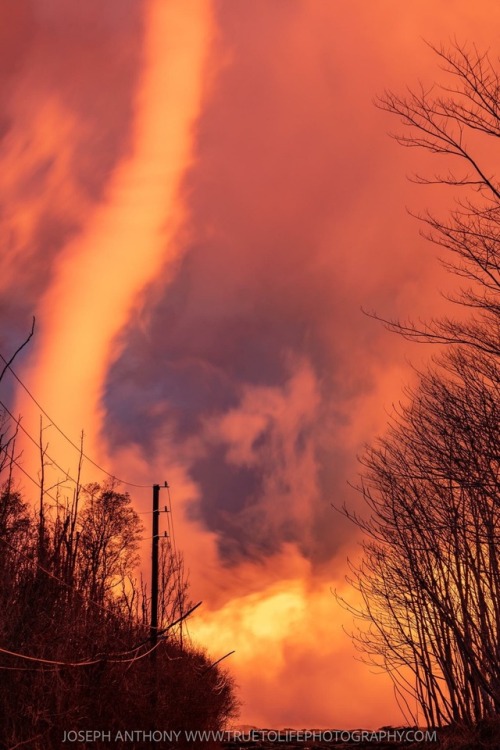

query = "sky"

[2,0,500,731]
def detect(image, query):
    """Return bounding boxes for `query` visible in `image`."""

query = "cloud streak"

[13,0,216,478]
[4,0,500,730]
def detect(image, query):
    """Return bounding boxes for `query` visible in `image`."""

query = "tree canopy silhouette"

[342,41,500,727]
[0,331,238,748]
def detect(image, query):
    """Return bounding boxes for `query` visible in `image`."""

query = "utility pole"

[150,483,160,646]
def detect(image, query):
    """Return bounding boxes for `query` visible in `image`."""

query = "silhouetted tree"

[0,326,238,747]
[343,347,500,725]
[77,482,142,602]
[375,41,500,354]
[342,42,500,727]
[0,461,238,747]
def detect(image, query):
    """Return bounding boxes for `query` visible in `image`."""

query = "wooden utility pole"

[150,483,160,646]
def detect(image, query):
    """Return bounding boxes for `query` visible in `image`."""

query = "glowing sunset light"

[189,576,398,729]
[2,0,500,734]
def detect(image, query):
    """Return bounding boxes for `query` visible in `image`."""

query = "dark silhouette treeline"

[0,404,238,749]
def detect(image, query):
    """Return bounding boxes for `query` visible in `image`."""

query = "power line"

[0,353,150,489]
[8,455,67,507]
[0,400,82,489]
[0,601,202,672]
[0,638,164,669]
[0,467,157,627]
[166,484,191,645]
[0,349,196,663]
[0,534,124,622]
[0,318,35,384]
[3,451,162,621]
[0,528,201,660]
[1,436,194,656]
[1,401,158,519]
[0,447,174,629]
[0,644,110,668]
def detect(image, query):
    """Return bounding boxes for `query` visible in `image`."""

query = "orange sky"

[2,0,500,731]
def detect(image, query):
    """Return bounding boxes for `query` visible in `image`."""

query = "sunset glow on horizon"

[2,0,500,731]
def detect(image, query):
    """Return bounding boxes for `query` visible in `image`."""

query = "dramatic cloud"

[3,0,500,730]
[12,0,215,478]
[190,574,400,729]
[0,0,143,358]
[102,0,455,573]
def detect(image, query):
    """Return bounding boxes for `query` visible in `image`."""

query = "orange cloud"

[190,570,401,729]
[5,0,500,733]
[13,0,216,481]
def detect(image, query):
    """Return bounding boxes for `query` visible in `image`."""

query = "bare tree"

[343,346,500,725]
[374,42,500,355]
[0,459,238,746]
[342,42,500,727]
[76,481,143,603]
[0,324,239,746]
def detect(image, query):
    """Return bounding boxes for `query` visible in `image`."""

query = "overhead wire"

[0,484,202,673]
[0,430,179,630]
[0,401,157,520]
[0,469,194,658]
[0,535,126,622]
[1,430,162,624]
[0,462,161,627]
[166,484,192,644]
[0,602,203,672]
[0,342,197,659]
[0,476,198,655]
[0,529,202,666]
[7,455,68,507]
[0,399,82,489]
[0,352,150,488]
[0,638,164,669]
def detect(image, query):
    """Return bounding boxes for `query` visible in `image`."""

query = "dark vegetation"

[0,347,238,749]
[340,41,500,736]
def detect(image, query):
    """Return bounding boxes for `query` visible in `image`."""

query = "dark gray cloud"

[102,2,411,568]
